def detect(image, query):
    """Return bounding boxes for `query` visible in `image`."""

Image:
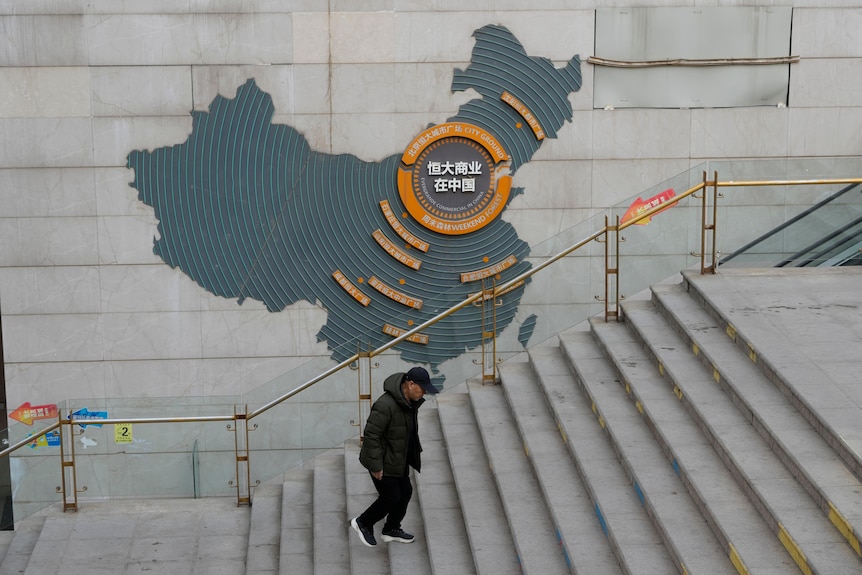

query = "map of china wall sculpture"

[127,24,582,386]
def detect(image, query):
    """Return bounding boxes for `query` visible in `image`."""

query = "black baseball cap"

[406,367,439,394]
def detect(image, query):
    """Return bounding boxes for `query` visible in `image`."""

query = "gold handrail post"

[599,215,621,321]
[490,278,499,384]
[353,348,377,442]
[699,170,720,274]
[614,214,622,317]
[58,409,79,512]
[230,405,254,506]
[709,170,720,272]
[477,277,500,384]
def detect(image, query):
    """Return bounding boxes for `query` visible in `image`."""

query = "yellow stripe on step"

[778,522,812,575]
[829,501,861,556]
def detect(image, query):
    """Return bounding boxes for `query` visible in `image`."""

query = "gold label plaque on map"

[460,255,518,283]
[332,270,371,307]
[369,276,423,309]
[372,229,422,270]
[382,324,429,345]
[380,201,429,252]
[501,91,545,140]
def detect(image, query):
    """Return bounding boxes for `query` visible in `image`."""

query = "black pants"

[358,469,412,531]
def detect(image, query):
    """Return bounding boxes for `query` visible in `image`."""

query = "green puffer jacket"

[359,372,425,477]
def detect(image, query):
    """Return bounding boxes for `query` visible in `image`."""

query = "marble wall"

[1,1,860,496]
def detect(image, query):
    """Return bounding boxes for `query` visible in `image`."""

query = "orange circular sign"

[397,122,511,235]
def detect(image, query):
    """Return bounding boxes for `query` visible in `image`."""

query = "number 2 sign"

[114,423,133,444]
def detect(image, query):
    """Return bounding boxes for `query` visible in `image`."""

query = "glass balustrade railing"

[5,396,243,519]
[710,157,862,267]
[3,409,63,523]
[3,157,861,524]
[718,181,862,267]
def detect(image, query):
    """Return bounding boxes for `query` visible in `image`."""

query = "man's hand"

[372,470,383,480]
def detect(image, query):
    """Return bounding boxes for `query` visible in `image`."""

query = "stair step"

[574,324,793,574]
[562,328,737,575]
[0,531,11,568]
[1,514,45,575]
[22,513,76,575]
[684,269,862,479]
[499,357,624,575]
[279,468,313,574]
[437,391,521,575]
[615,296,862,573]
[467,377,572,574]
[386,485,432,575]
[530,336,678,575]
[319,448,354,574]
[248,482,283,575]
[651,281,862,559]
[415,406,477,575]
[18,498,248,575]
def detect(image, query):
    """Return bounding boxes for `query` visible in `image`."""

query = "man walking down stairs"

[350,367,439,549]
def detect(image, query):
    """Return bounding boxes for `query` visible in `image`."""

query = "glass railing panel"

[245,348,406,483]
[711,159,809,259]
[243,353,360,483]
[9,451,62,522]
[515,162,709,345]
[611,166,706,298]
[513,211,608,349]
[716,181,862,267]
[691,158,862,267]
[806,217,862,266]
[54,396,241,500]
[710,156,862,181]
[241,353,349,408]
[6,400,67,521]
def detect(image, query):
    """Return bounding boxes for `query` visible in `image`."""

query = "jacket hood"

[383,372,425,409]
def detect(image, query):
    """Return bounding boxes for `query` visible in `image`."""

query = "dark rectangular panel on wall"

[594,7,793,109]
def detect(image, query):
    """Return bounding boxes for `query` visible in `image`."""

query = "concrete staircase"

[2,268,862,574]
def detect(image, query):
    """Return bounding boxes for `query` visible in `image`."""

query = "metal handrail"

[721,181,862,266]
[715,178,862,188]
[3,173,861,511]
[0,421,60,459]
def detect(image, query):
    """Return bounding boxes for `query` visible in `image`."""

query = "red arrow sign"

[10,402,59,426]
[621,188,676,225]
